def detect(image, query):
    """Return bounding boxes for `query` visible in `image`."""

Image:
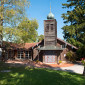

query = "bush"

[76,45,85,60]
[66,51,77,62]
[36,60,39,63]
[59,60,62,64]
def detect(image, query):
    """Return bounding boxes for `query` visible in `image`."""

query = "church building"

[37,7,78,63]
[1,7,78,63]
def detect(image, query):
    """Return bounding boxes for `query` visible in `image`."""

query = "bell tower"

[37,4,63,64]
[44,5,57,46]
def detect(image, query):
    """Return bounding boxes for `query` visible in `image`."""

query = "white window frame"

[17,50,24,59]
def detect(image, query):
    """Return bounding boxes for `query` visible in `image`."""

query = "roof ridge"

[57,38,78,49]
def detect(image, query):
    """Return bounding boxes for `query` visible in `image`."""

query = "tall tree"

[12,18,38,43]
[0,0,30,42]
[62,0,85,48]
[0,0,4,45]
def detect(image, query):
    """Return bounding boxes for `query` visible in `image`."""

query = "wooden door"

[45,55,55,63]
[44,51,55,63]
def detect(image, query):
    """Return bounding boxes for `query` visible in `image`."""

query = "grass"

[0,62,85,85]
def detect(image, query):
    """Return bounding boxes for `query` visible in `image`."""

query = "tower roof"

[47,12,54,19]
[47,3,54,19]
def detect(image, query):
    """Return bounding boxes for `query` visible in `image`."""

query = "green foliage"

[0,0,30,43]
[59,60,62,64]
[62,0,85,48]
[66,51,77,62]
[36,60,39,63]
[0,0,30,27]
[38,34,44,42]
[77,45,85,60]
[3,18,38,43]
[16,18,38,43]
[0,0,39,43]
[81,60,85,66]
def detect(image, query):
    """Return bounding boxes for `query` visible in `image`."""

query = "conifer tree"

[62,0,85,48]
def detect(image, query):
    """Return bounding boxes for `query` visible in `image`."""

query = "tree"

[14,18,38,43]
[77,45,85,60]
[0,0,4,45]
[62,0,85,76]
[81,58,85,76]
[38,34,44,42]
[62,0,85,48]
[66,51,77,62]
[0,0,30,42]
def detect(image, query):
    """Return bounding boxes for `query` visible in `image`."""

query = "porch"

[37,46,63,64]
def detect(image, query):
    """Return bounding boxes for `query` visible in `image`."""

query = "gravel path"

[54,64,84,74]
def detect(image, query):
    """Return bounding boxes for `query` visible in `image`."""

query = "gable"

[57,38,78,50]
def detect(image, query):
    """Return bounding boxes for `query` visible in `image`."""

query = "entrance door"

[45,55,55,63]
[44,51,56,63]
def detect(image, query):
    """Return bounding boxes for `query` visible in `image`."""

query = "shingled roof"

[57,38,78,49]
[2,38,78,50]
[2,41,40,50]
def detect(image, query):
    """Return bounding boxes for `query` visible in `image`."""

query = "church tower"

[37,5,63,64]
[44,5,57,46]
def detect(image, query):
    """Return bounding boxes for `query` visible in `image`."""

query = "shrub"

[81,58,85,66]
[59,60,62,64]
[66,51,77,62]
[36,60,39,63]
[76,45,85,60]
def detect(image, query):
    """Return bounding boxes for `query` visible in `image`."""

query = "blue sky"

[26,0,68,40]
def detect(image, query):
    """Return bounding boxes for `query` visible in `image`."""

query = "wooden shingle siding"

[44,19,57,46]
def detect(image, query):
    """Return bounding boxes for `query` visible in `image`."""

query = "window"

[5,51,8,59]
[17,50,24,59]
[45,24,49,32]
[61,44,66,48]
[51,24,54,31]
[8,50,14,59]
[25,51,29,59]
[29,51,31,59]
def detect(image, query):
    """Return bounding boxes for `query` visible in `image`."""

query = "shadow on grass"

[0,62,85,85]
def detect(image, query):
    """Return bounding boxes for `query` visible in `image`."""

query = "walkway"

[6,60,84,74]
[54,64,84,74]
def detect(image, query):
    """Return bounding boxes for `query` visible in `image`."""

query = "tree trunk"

[0,0,4,44]
[0,0,4,60]
[83,66,85,76]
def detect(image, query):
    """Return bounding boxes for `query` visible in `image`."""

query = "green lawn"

[0,62,85,85]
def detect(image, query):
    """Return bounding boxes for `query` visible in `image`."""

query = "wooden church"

[1,7,78,63]
[37,7,77,63]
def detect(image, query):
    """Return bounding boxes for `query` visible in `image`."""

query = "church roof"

[57,38,78,49]
[2,41,40,50]
[37,38,78,50]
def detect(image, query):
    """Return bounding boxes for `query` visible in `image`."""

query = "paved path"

[53,64,84,74]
